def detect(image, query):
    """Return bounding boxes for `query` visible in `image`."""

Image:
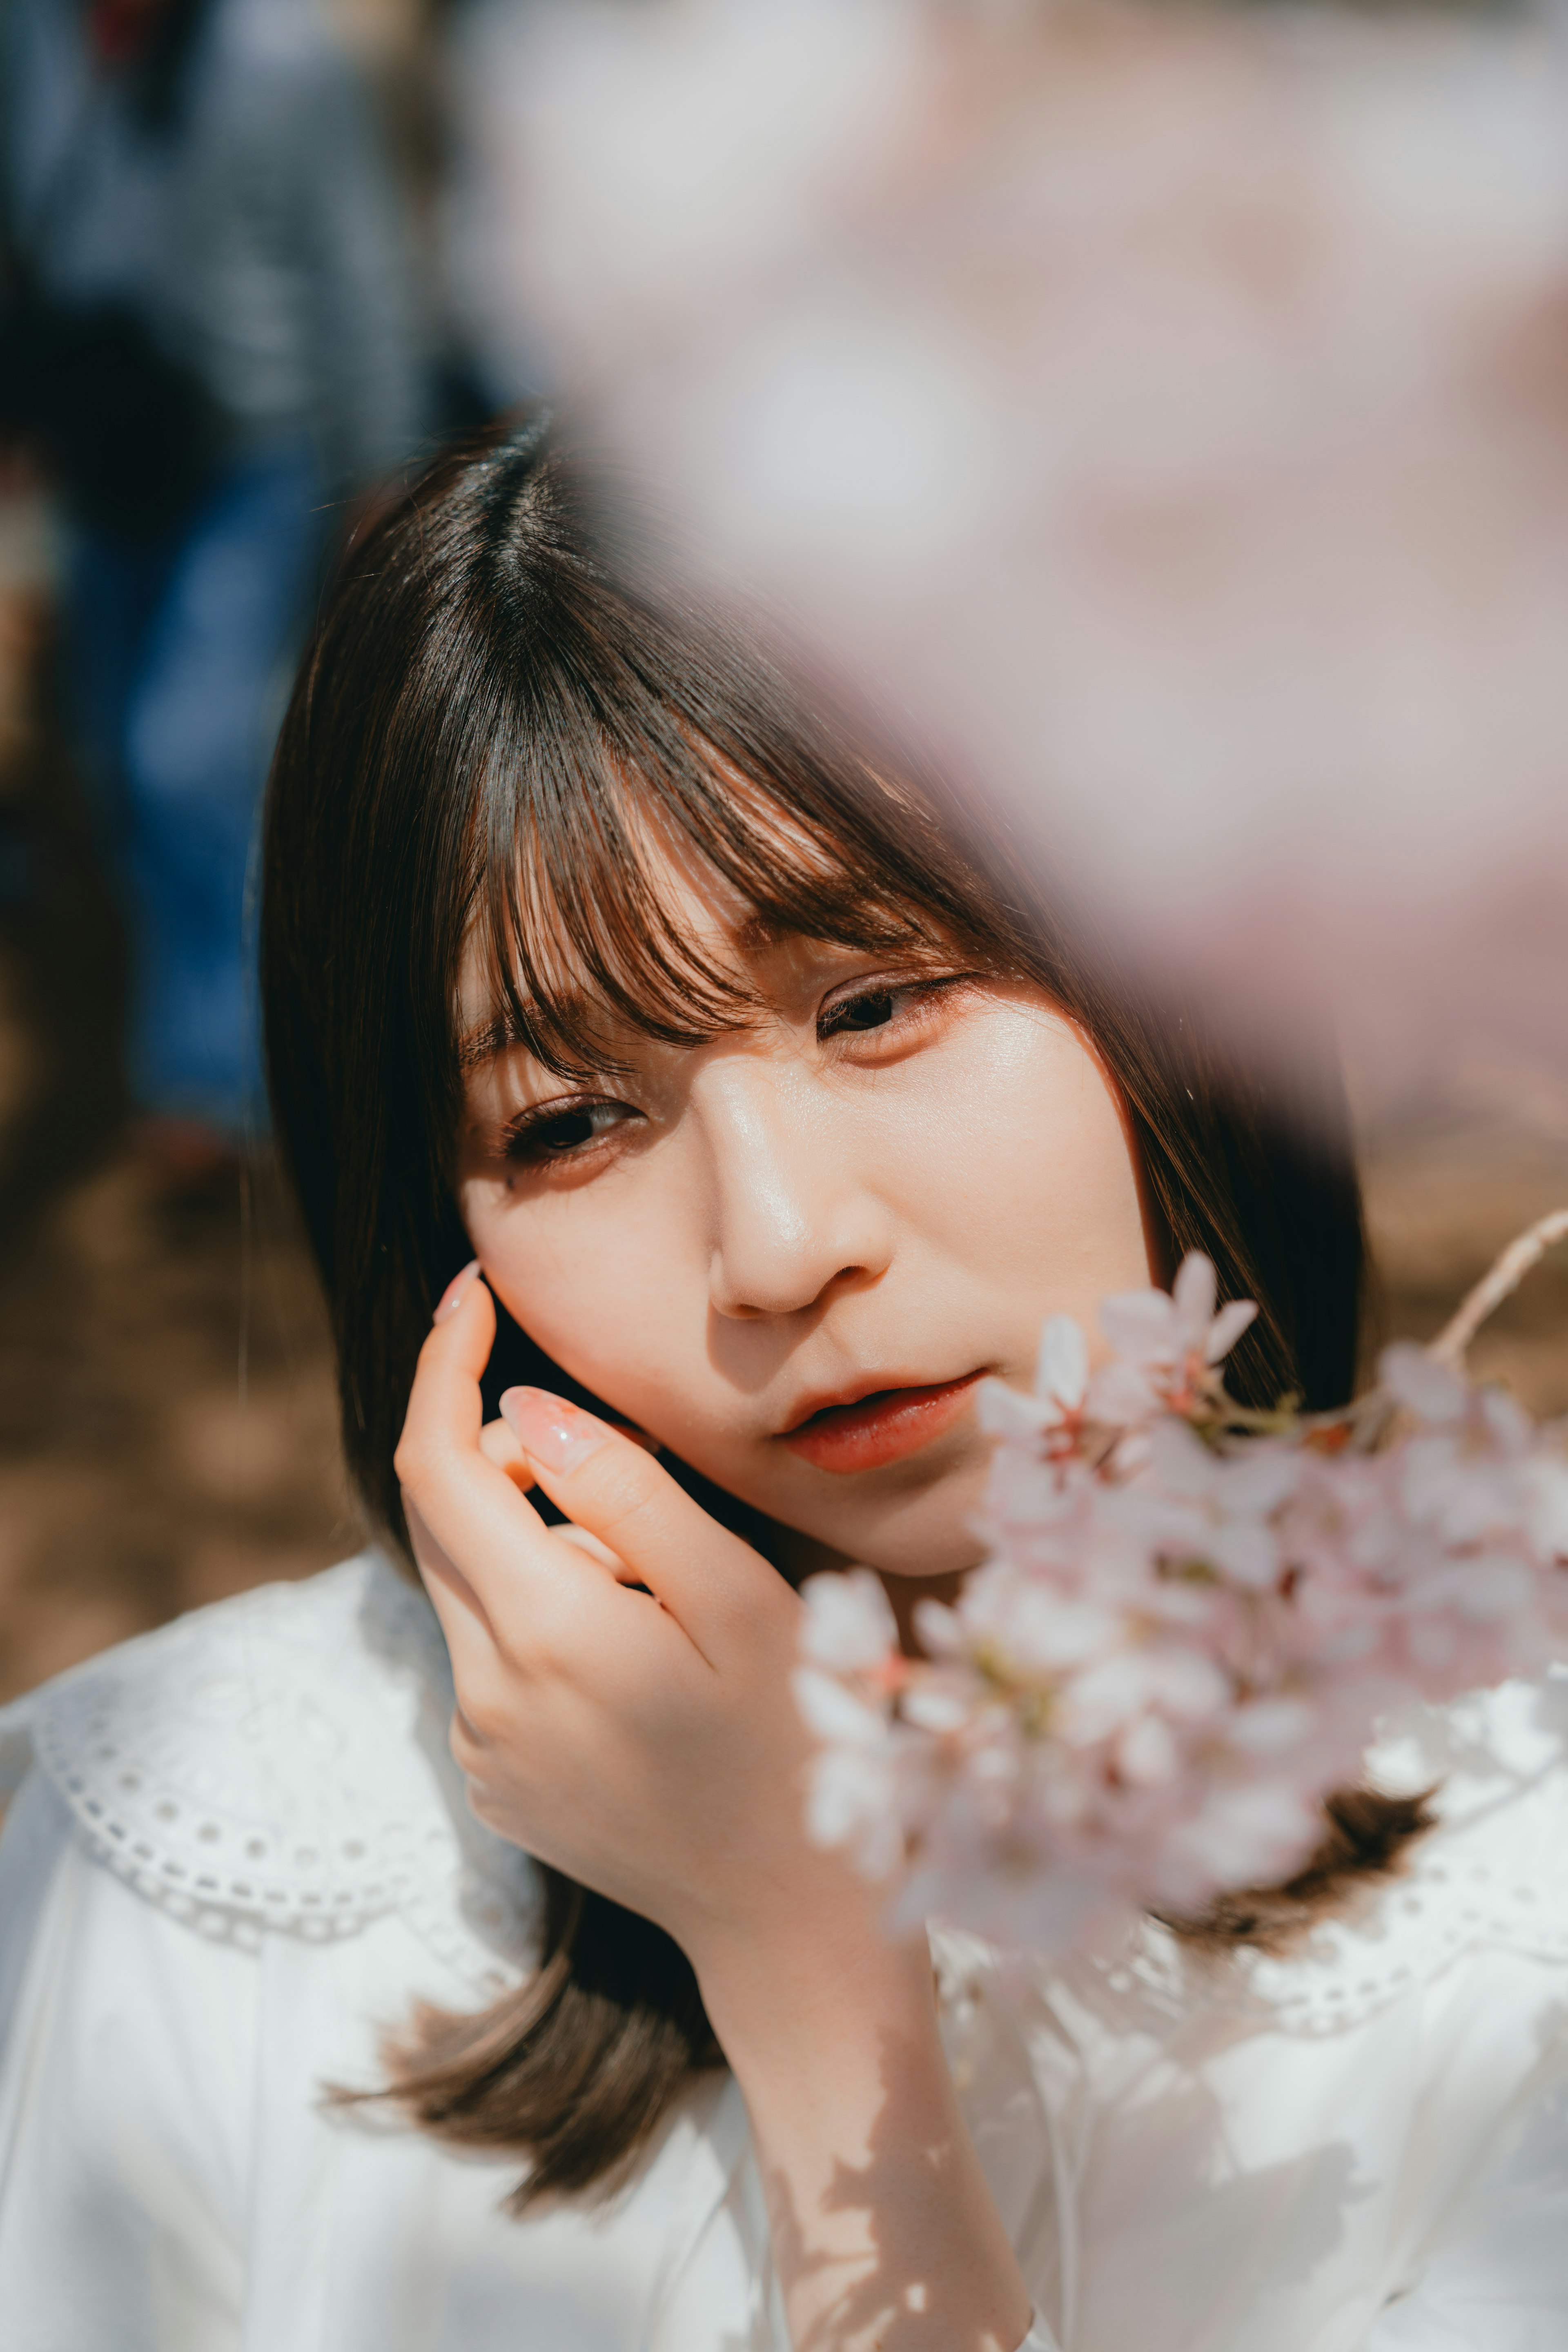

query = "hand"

[394,1265,882,1983]
[396,1264,1033,2352]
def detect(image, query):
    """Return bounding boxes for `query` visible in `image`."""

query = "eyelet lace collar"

[7,1564,1565,2038]
[1229,1672,1568,2034]
[0,1551,536,1998]
[931,1673,1568,2043]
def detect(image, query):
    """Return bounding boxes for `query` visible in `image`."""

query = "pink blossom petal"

[1116,1714,1180,1786]
[1226,1697,1316,1754]
[900,1684,973,1735]
[911,1597,965,1658]
[806,1751,904,1874]
[1086,1360,1163,1427]
[1099,1289,1180,1365]
[1172,1253,1219,1347]
[799,1568,898,1670]
[1380,1342,1469,1424]
[1168,1782,1320,1891]
[1149,1648,1231,1719]
[1037,1313,1089,1410]
[978,1377,1054,1442]
[1223,1442,1300,1516]
[1479,1386,1533,1453]
[1207,1519,1281,1590]
[1145,1417,1215,1496]
[792,1666,889,1748]
[1526,1459,1568,1559]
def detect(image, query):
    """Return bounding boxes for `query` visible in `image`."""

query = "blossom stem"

[1427,1208,1568,1369]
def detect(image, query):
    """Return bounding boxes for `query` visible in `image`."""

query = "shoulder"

[1237,1673,1568,2035]
[1003,1675,1568,2049]
[0,1555,534,1997]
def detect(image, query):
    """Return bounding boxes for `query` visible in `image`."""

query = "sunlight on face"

[454,860,1152,1580]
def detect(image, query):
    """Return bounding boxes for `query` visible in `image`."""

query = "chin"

[816,1487,991,1581]
[861,1526,990,1580]
[771,1451,993,1581]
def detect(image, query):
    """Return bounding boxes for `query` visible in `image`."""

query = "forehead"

[454,827,811,1076]
[452,743,949,1082]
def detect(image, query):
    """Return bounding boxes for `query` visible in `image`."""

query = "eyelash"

[501,1096,635,1169]
[500,972,971,1169]
[816,971,968,1042]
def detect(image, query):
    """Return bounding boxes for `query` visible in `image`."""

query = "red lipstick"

[780,1373,984,1475]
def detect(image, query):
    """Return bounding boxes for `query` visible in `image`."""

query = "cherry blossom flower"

[1087,1254,1257,1425]
[797,1243,1568,1957]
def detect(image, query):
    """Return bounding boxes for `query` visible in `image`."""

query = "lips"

[780,1372,985,1475]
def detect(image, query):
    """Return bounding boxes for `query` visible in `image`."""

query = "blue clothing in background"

[2,0,427,1130]
[66,442,322,1128]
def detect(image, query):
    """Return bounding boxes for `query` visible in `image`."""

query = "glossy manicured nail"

[433,1260,481,1323]
[500,1388,611,1473]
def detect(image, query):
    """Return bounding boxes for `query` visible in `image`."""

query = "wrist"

[695,1914,1033,2352]
[693,1911,941,2092]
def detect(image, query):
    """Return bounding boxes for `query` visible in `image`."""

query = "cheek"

[463,1183,706,1425]
[897,1014,1150,1305]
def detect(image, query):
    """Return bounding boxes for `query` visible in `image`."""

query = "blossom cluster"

[492,0,1568,1095]
[795,1254,1568,1955]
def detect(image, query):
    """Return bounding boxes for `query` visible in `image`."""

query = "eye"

[503,1097,639,1166]
[825,986,899,1034]
[817,974,969,1042]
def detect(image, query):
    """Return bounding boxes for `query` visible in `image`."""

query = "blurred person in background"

[439,0,550,419]
[0,0,427,1180]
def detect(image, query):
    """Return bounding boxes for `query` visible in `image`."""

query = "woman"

[1,419,1563,2349]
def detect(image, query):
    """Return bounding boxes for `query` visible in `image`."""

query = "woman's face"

[454,873,1152,1581]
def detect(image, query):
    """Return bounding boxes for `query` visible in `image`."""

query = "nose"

[699,1060,893,1321]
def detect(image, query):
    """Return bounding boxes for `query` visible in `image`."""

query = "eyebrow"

[456,1004,545,1072]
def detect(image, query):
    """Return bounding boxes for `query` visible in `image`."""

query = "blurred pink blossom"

[493,0,1568,1091]
[797,1251,1568,1954]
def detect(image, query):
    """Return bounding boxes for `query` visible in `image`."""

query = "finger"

[555,1523,637,1575]
[479,1416,538,1492]
[499,1385,784,1648]
[398,1278,598,1629]
[398,1279,667,1669]
[401,1262,497,1457]
[477,1418,646,1575]
[479,1413,657,1492]
[399,1275,555,1559]
[404,1490,497,1656]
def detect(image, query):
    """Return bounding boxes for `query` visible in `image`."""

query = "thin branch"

[1426,1208,1568,1369]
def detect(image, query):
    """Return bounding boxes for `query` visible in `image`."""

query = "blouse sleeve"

[0,1769,260,2350]
[1361,2026,1568,2351]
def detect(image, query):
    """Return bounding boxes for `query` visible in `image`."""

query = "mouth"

[779,1372,987,1475]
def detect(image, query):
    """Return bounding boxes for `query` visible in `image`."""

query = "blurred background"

[1,0,1566,1707]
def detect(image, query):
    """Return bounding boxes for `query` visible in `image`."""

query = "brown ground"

[0,570,357,1704]
[1,559,1566,1707]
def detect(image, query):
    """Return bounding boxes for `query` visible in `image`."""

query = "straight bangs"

[460,597,1008,1087]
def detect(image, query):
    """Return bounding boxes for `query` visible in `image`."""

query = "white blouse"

[2,1551,1566,2352]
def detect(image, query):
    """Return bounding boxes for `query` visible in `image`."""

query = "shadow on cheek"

[479,1290,793,1566]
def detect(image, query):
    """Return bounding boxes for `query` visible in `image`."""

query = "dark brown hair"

[262,414,1416,2208]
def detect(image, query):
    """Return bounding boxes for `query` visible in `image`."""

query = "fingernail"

[500,1387,611,1473]
[433,1260,481,1323]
